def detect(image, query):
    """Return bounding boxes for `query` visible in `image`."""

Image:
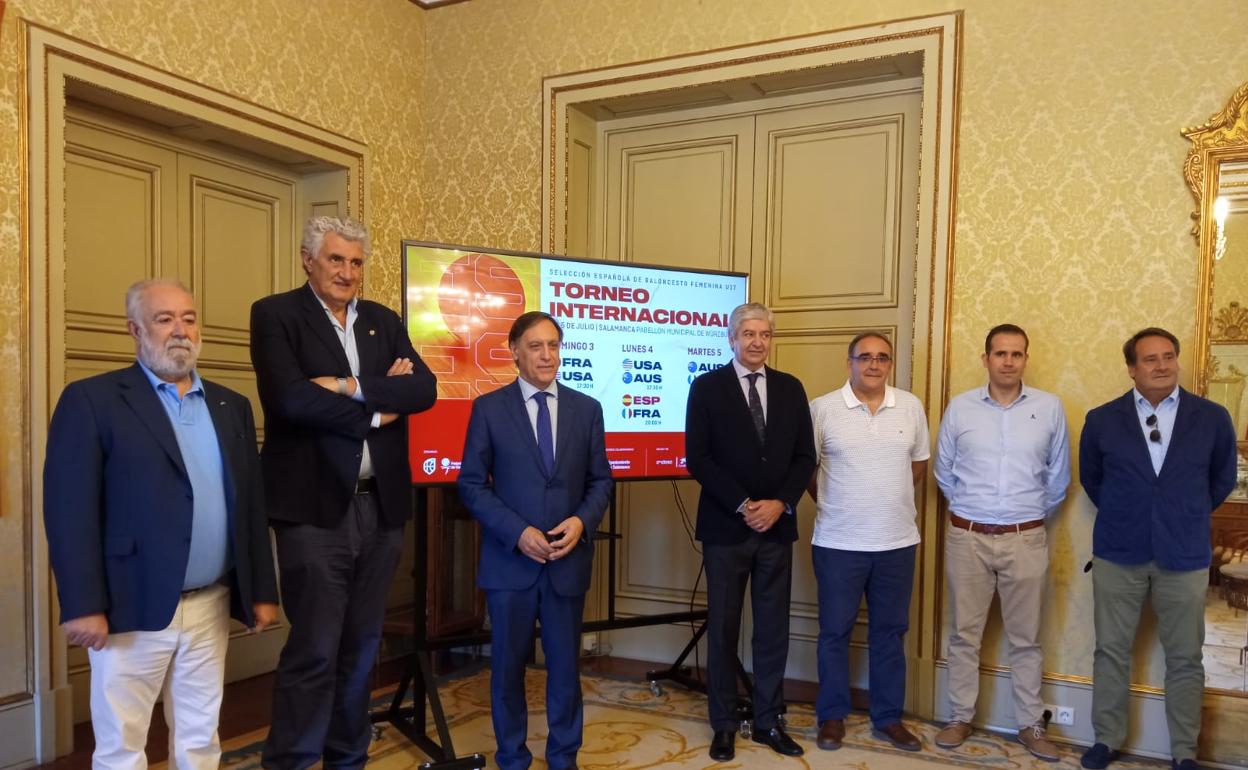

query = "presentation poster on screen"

[403,242,747,482]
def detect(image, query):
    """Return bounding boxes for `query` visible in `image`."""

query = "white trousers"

[87,584,230,770]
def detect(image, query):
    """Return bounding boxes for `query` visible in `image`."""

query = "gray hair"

[728,302,774,338]
[125,278,192,323]
[300,216,371,263]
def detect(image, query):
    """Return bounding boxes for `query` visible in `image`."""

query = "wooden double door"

[580,80,924,686]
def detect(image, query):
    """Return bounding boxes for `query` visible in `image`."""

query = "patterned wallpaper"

[0,0,427,697]
[418,0,1248,685]
[2,0,1248,700]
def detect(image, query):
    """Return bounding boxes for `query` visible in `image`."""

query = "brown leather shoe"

[935,720,973,749]
[873,721,922,752]
[1018,724,1060,762]
[816,719,845,750]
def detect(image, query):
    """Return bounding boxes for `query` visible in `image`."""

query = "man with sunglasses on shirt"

[1078,327,1236,770]
[807,331,930,753]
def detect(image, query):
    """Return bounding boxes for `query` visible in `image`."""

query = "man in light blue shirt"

[44,279,277,770]
[933,324,1069,761]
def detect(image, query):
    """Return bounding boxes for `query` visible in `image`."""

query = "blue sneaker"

[1171,759,1200,770]
[1081,743,1121,769]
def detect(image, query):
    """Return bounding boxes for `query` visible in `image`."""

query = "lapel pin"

[369,329,376,336]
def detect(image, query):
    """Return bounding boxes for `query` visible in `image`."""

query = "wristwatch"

[336,377,349,395]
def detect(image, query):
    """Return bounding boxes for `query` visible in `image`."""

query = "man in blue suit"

[1079,327,1236,770]
[44,279,278,770]
[458,311,613,770]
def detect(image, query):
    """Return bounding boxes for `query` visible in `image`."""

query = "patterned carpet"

[201,666,1172,770]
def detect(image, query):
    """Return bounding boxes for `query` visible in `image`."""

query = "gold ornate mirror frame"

[1185,80,1248,396]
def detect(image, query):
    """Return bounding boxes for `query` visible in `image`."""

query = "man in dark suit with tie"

[250,217,437,770]
[1079,327,1236,770]
[685,302,817,761]
[458,311,612,770]
[44,279,278,770]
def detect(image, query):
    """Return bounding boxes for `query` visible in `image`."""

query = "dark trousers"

[262,493,404,770]
[812,544,916,727]
[486,570,586,770]
[703,536,793,731]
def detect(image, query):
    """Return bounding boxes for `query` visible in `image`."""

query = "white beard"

[138,332,201,380]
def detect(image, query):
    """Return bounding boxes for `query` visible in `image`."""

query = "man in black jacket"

[685,302,817,761]
[250,216,437,770]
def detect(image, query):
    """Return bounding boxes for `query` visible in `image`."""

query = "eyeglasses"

[1146,414,1161,444]
[850,354,893,364]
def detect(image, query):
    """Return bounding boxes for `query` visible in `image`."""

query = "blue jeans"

[812,544,916,728]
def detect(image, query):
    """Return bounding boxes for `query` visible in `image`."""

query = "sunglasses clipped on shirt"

[1146,414,1161,444]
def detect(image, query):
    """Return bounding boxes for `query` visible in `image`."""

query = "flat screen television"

[403,241,748,483]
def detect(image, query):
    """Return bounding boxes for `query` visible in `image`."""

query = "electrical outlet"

[1042,704,1075,726]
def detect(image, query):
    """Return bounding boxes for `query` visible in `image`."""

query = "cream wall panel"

[179,154,294,352]
[64,119,180,373]
[567,106,597,258]
[617,481,704,604]
[771,126,896,304]
[64,155,159,301]
[625,148,731,267]
[604,116,754,272]
[63,358,134,387]
[194,189,277,337]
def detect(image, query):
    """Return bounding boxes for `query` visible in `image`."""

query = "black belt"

[181,579,225,598]
[354,477,378,495]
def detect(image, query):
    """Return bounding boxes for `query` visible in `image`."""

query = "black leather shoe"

[709,730,735,761]
[1081,743,1121,769]
[753,726,805,757]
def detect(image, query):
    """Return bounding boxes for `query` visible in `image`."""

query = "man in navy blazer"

[458,311,612,770]
[685,302,817,761]
[1079,327,1236,770]
[251,217,437,770]
[44,279,278,770]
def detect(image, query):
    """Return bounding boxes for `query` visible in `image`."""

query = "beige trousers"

[944,523,1048,728]
[87,584,230,770]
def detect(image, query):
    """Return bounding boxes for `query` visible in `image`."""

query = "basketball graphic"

[408,250,538,399]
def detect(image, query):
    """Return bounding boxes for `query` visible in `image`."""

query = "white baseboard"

[932,663,1172,760]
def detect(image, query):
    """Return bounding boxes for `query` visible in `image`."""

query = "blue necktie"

[534,391,555,475]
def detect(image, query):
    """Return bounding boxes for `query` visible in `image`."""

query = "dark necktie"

[746,372,766,443]
[534,391,555,475]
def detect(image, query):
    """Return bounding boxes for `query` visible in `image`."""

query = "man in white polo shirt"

[808,331,929,753]
[933,324,1068,762]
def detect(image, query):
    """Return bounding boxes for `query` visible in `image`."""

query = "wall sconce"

[1215,195,1230,261]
